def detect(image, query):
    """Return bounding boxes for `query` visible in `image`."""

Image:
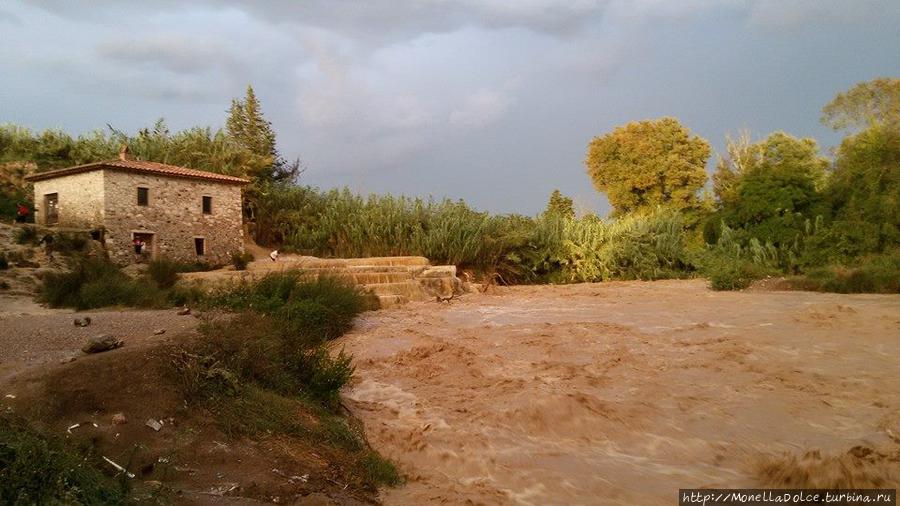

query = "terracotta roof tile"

[24,158,250,185]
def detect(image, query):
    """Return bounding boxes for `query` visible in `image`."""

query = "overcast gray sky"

[1,1,898,215]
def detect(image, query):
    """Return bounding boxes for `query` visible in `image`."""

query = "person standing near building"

[133,237,143,261]
[15,203,29,224]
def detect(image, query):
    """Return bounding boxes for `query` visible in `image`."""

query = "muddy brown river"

[338,280,900,505]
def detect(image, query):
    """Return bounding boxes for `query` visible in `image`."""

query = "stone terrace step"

[363,281,430,300]
[306,270,414,284]
[376,294,410,309]
[294,256,429,268]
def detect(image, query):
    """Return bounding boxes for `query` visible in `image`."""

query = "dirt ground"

[0,297,200,382]
[0,294,380,504]
[338,279,900,505]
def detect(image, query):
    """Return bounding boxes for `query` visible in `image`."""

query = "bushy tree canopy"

[713,132,829,246]
[826,122,900,249]
[585,117,710,214]
[821,77,900,132]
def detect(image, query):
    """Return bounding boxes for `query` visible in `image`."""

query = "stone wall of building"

[31,170,105,228]
[103,170,244,265]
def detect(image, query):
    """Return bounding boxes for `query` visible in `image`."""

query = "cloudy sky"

[2,1,898,215]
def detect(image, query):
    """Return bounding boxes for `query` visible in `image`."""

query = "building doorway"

[194,237,205,256]
[44,193,59,225]
[132,232,156,261]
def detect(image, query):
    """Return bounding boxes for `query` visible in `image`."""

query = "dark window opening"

[137,187,149,206]
[202,196,212,214]
[44,193,59,225]
[194,237,205,256]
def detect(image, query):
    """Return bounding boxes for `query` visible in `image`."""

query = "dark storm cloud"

[29,0,605,39]
[3,0,900,214]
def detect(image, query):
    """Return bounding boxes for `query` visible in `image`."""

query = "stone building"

[24,149,249,264]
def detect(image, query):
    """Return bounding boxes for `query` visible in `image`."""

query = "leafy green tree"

[585,117,710,214]
[712,130,756,207]
[821,77,900,132]
[791,80,900,263]
[544,189,575,219]
[715,132,829,247]
[825,122,899,250]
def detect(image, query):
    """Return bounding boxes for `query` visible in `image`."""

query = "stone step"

[363,281,430,301]
[417,276,459,297]
[419,265,457,278]
[297,256,430,268]
[375,294,410,309]
[308,271,413,284]
[344,265,422,273]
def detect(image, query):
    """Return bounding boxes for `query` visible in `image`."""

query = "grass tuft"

[13,225,39,245]
[39,256,170,309]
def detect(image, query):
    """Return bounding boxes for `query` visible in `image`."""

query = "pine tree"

[225,99,246,148]
[226,85,300,183]
[545,189,575,219]
[227,85,276,159]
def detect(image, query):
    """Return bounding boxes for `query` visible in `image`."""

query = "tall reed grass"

[261,184,695,283]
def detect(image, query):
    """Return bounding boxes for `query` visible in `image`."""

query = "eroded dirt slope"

[338,279,900,505]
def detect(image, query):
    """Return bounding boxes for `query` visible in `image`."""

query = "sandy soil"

[338,279,900,505]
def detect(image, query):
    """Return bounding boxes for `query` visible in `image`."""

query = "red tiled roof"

[24,158,250,185]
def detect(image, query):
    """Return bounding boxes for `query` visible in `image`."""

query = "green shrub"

[799,219,882,267]
[13,225,39,245]
[147,258,180,289]
[360,453,402,487]
[231,251,254,270]
[601,210,693,280]
[284,275,366,337]
[184,313,353,404]
[0,416,125,504]
[706,256,770,291]
[51,231,89,254]
[302,348,355,404]
[211,272,366,322]
[39,256,167,309]
[799,251,900,293]
[186,274,367,404]
[167,283,207,307]
[700,224,776,290]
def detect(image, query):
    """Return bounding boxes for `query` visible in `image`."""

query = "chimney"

[118,144,134,161]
